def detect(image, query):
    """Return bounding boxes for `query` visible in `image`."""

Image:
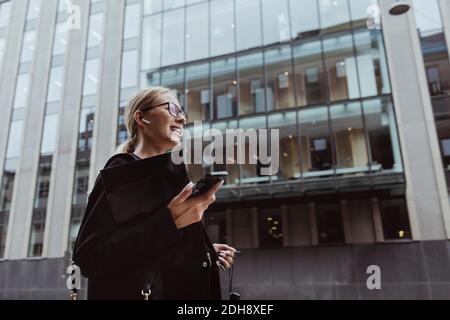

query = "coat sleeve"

[73,157,183,278]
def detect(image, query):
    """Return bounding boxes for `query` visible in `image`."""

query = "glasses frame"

[141,102,188,122]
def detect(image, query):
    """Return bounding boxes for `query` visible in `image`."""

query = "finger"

[217,244,237,253]
[219,251,235,262]
[219,256,231,269]
[171,182,194,205]
[207,180,224,196]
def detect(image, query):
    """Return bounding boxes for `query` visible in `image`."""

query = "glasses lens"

[168,103,187,121]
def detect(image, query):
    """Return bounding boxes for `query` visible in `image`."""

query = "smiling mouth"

[170,126,183,136]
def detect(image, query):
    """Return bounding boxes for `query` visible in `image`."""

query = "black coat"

[72,152,222,300]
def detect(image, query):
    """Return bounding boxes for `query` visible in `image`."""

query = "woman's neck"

[133,140,168,159]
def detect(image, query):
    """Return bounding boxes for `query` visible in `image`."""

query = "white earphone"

[142,119,151,125]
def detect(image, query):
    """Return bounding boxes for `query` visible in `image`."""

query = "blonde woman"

[73,87,237,300]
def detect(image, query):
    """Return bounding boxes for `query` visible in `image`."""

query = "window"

[142,13,162,70]
[212,57,237,119]
[161,66,185,106]
[330,102,368,174]
[20,30,37,63]
[47,66,64,103]
[6,120,24,159]
[289,0,319,40]
[52,22,67,56]
[164,0,185,10]
[316,203,345,244]
[323,33,359,102]
[144,0,162,15]
[28,208,46,257]
[83,59,99,96]
[40,114,59,155]
[186,3,209,61]
[261,0,290,45]
[236,0,262,51]
[293,40,326,106]
[124,3,140,40]
[258,208,283,248]
[121,50,138,89]
[162,8,185,66]
[87,13,104,48]
[0,1,11,29]
[319,0,350,34]
[269,111,300,180]
[211,0,235,57]
[264,45,295,110]
[298,107,333,177]
[238,52,265,115]
[349,0,379,29]
[186,62,210,123]
[26,0,41,21]
[380,198,411,240]
[13,73,30,109]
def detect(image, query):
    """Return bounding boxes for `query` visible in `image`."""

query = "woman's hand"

[213,243,237,269]
[167,181,224,229]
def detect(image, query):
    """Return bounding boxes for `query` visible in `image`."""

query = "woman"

[73,87,237,300]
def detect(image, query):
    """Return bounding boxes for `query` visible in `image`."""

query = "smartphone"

[188,172,228,199]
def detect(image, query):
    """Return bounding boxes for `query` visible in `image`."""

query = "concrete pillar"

[6,0,58,259]
[438,0,450,61]
[380,0,450,240]
[89,0,125,190]
[46,0,91,258]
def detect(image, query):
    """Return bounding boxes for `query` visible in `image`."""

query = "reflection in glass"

[162,8,185,66]
[258,208,283,248]
[186,3,209,62]
[298,107,333,178]
[144,0,162,15]
[52,22,67,56]
[289,0,319,40]
[236,0,262,51]
[83,59,99,96]
[211,0,235,57]
[319,0,350,34]
[161,66,185,107]
[316,203,345,244]
[264,45,295,110]
[293,40,326,106]
[142,14,162,70]
[269,111,300,181]
[212,58,237,119]
[6,120,24,159]
[124,3,140,40]
[13,73,30,109]
[87,13,104,48]
[262,0,290,45]
[186,62,210,123]
[330,102,369,174]
[323,34,359,101]
[47,66,64,103]
[20,30,36,63]
[238,52,265,115]
[121,50,138,89]
[40,114,59,155]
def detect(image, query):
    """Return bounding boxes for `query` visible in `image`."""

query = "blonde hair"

[115,87,172,154]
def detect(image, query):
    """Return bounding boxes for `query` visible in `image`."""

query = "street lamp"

[389,0,411,15]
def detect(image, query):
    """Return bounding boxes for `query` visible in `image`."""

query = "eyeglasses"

[141,102,188,122]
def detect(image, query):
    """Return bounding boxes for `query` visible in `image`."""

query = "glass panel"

[186,3,209,61]
[330,102,369,175]
[121,50,138,89]
[52,22,67,56]
[144,0,162,15]
[293,40,326,107]
[77,107,95,153]
[20,30,37,63]
[124,3,140,40]
[0,169,16,212]
[141,70,161,88]
[238,52,265,116]
[58,0,71,13]
[298,107,334,178]
[164,0,185,10]
[316,203,345,244]
[289,0,319,40]
[27,208,46,257]
[319,0,351,34]
[161,66,185,106]
[27,0,41,21]
[142,13,162,70]
[236,0,262,51]
[87,13,104,48]
[349,0,379,29]
[47,66,64,103]
[33,156,52,209]
[186,62,210,123]
[269,111,300,181]
[13,73,30,109]
[0,38,4,73]
[354,29,391,97]
[258,208,283,248]
[162,8,185,66]
[212,57,237,120]
[6,120,24,159]
[211,0,235,57]
[413,0,443,34]
[264,45,295,110]
[83,59,99,96]
[323,33,359,102]
[0,1,12,29]
[261,0,290,45]
[41,114,59,155]
[380,198,412,240]
[363,98,400,173]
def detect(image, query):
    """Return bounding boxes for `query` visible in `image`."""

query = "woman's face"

[136,93,186,150]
